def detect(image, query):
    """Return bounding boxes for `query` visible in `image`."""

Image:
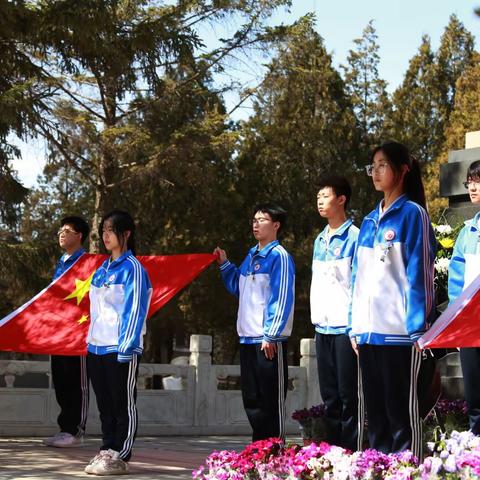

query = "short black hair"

[253,203,287,232]
[467,160,480,181]
[60,216,90,244]
[317,175,352,209]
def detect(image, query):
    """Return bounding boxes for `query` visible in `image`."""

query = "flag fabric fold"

[0,253,216,355]
[418,274,480,349]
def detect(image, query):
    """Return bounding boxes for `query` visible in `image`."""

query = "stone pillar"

[189,334,212,427]
[300,338,321,407]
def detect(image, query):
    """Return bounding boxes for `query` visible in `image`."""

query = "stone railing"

[0,336,463,436]
[0,335,321,436]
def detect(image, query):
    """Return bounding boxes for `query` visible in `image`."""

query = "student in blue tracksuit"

[84,210,152,476]
[448,160,480,436]
[311,176,363,451]
[214,203,295,442]
[348,142,436,459]
[44,216,90,448]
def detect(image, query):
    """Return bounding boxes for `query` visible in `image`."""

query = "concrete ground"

[0,435,299,479]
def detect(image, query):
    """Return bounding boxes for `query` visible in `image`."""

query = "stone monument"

[440,131,480,223]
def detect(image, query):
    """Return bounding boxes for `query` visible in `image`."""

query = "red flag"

[0,253,216,355]
[418,274,480,348]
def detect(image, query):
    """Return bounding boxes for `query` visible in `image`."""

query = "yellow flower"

[439,238,455,249]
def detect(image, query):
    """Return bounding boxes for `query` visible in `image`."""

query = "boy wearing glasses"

[311,176,362,451]
[449,160,480,435]
[43,216,90,448]
[214,203,295,442]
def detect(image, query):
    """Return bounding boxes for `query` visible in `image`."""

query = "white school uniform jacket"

[220,240,295,344]
[87,250,153,362]
[310,219,359,335]
[348,195,436,345]
[448,211,480,304]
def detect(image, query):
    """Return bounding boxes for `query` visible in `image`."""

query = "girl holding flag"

[348,142,436,458]
[84,210,152,476]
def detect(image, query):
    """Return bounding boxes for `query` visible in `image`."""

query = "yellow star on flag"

[77,315,89,325]
[64,272,95,305]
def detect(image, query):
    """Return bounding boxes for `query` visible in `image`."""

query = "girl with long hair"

[84,210,152,476]
[348,141,436,458]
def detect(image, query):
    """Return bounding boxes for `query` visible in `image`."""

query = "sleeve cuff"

[117,353,133,363]
[409,331,425,342]
[263,334,279,343]
[219,260,231,271]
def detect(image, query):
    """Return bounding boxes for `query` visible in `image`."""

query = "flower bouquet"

[432,222,461,305]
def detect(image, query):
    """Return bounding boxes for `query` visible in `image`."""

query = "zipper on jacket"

[239,251,259,338]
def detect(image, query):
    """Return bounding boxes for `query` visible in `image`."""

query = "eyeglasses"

[463,180,480,189]
[365,163,389,176]
[57,228,79,236]
[251,217,272,226]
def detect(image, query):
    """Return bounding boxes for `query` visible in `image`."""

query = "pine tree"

[342,20,391,153]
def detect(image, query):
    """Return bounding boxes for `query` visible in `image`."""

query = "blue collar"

[249,240,280,258]
[62,247,85,264]
[367,194,409,222]
[107,249,133,267]
[467,211,480,231]
[319,219,353,241]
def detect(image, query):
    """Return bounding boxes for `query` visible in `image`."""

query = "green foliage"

[342,20,391,152]
[233,16,363,351]
[0,4,479,363]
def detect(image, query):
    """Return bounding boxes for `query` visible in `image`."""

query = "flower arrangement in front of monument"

[433,222,462,308]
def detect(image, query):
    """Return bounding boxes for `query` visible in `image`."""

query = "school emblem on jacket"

[384,229,396,241]
[254,263,261,272]
[333,247,341,256]
[104,274,116,288]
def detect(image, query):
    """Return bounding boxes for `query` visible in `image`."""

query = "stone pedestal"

[300,338,321,407]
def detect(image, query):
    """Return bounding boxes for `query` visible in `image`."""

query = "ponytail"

[372,142,426,209]
[404,155,426,209]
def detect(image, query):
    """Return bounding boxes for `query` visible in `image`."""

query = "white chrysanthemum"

[435,224,453,235]
[435,257,450,274]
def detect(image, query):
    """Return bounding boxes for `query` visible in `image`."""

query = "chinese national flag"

[418,274,480,349]
[0,253,215,355]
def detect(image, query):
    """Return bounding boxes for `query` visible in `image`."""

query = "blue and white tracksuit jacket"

[348,195,436,345]
[311,220,359,335]
[87,250,153,362]
[220,240,295,344]
[53,248,85,281]
[448,211,480,304]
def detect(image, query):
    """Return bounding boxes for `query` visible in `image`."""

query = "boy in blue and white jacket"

[448,160,480,435]
[214,203,295,442]
[311,176,362,451]
[44,216,90,449]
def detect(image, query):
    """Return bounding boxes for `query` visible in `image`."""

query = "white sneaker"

[87,449,129,475]
[85,450,112,474]
[43,432,82,448]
